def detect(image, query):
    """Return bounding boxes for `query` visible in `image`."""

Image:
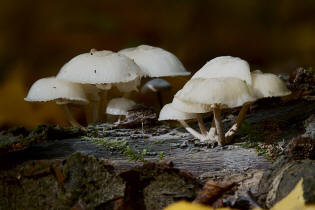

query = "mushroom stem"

[208,118,217,137]
[197,114,207,136]
[91,100,99,123]
[60,104,83,128]
[225,103,251,143]
[157,92,163,109]
[84,105,92,124]
[98,90,107,122]
[213,106,225,146]
[179,120,204,140]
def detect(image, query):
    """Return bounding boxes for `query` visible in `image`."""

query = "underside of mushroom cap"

[175,77,256,109]
[192,56,252,85]
[24,77,89,104]
[82,84,101,101]
[251,70,292,98]
[141,78,171,93]
[57,50,143,84]
[158,103,199,121]
[172,97,211,113]
[118,45,190,77]
[106,97,136,115]
[115,77,141,93]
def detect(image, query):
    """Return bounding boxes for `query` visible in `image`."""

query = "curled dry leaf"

[193,180,235,205]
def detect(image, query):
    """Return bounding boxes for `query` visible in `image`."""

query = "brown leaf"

[193,180,235,206]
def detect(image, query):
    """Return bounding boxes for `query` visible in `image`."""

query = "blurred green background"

[0,0,314,128]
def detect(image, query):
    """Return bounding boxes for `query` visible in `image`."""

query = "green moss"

[159,152,165,160]
[236,120,265,141]
[82,137,148,162]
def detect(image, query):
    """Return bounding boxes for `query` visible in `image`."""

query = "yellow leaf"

[271,179,315,210]
[164,200,234,210]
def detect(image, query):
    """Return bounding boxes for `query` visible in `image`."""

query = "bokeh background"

[0,0,315,129]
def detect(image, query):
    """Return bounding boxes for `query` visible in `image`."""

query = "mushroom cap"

[171,97,211,113]
[175,78,256,109]
[119,45,190,77]
[158,103,198,121]
[106,97,136,116]
[251,70,292,98]
[141,78,171,93]
[57,50,143,84]
[192,56,252,85]
[24,77,89,105]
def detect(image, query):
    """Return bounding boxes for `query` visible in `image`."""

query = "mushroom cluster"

[159,56,291,146]
[25,45,190,127]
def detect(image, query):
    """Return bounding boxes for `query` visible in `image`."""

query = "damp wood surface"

[1,99,313,178]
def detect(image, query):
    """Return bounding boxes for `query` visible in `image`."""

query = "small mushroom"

[159,103,208,140]
[57,49,144,122]
[225,70,292,141]
[171,97,213,139]
[141,78,171,108]
[106,97,136,123]
[24,77,88,128]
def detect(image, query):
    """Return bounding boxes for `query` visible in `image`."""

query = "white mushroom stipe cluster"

[159,56,292,146]
[119,45,190,77]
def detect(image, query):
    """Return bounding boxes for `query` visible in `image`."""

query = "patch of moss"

[236,120,265,142]
[238,141,270,159]
[82,137,149,162]
[159,152,165,160]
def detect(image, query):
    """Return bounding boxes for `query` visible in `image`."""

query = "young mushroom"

[225,70,292,141]
[106,97,136,124]
[141,78,171,108]
[24,77,89,128]
[171,97,213,139]
[175,77,256,145]
[57,49,144,122]
[159,103,208,140]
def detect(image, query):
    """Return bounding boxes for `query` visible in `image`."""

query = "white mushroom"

[57,49,143,122]
[141,78,171,108]
[225,70,292,141]
[24,77,88,128]
[159,103,208,140]
[106,97,136,123]
[250,70,292,98]
[171,97,214,139]
[175,77,256,145]
[119,45,190,77]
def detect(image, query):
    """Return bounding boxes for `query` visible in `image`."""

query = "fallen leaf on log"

[193,180,235,205]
